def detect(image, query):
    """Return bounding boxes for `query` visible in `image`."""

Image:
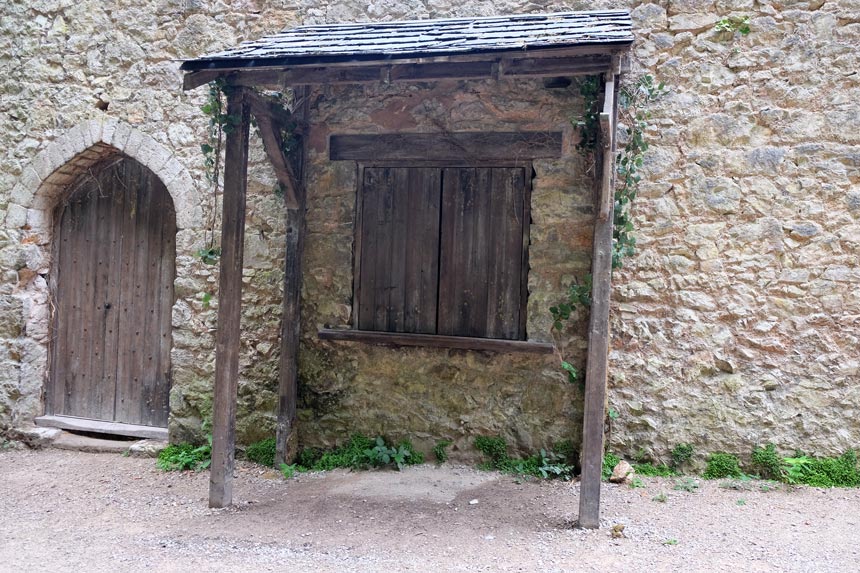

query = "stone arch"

[6,118,203,241]
[2,118,203,429]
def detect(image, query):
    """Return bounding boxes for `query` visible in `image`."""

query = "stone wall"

[298,79,591,454]
[1,0,858,462]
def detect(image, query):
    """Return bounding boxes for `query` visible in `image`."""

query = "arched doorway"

[45,155,176,433]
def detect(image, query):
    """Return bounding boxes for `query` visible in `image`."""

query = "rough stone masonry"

[0,0,857,464]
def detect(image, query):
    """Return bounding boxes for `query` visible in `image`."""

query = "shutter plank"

[438,167,476,336]
[387,167,409,332]
[403,168,440,333]
[466,168,492,337]
[356,168,378,330]
[486,167,526,339]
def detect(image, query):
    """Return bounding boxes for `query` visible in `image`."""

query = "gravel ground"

[1,447,858,572]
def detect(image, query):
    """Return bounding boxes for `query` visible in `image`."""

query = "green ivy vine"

[198,79,241,265]
[550,73,666,384]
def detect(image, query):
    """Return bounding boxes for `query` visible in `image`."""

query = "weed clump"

[246,437,276,467]
[671,443,694,468]
[751,443,782,480]
[474,436,573,480]
[602,453,621,481]
[294,434,423,472]
[704,452,743,479]
[783,451,860,487]
[433,440,452,463]
[633,463,675,477]
[157,441,211,471]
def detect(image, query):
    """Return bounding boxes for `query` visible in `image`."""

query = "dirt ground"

[2,448,859,572]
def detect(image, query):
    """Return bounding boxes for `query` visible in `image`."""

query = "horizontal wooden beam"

[34,415,167,440]
[330,131,562,162]
[501,53,611,77]
[183,49,617,90]
[319,329,554,354]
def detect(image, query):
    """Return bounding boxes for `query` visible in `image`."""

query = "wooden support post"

[209,87,251,509]
[274,206,304,466]
[578,68,620,529]
[274,87,309,467]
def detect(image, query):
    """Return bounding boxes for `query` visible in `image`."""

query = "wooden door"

[49,156,176,428]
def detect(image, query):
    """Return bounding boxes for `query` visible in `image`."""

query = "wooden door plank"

[50,199,74,415]
[73,184,100,419]
[210,87,251,509]
[437,167,462,335]
[114,160,141,424]
[485,168,520,339]
[153,178,176,428]
[99,162,126,424]
[438,167,480,336]
[118,160,155,426]
[137,171,163,427]
[87,165,115,420]
[492,167,527,339]
[371,168,395,331]
[465,168,491,337]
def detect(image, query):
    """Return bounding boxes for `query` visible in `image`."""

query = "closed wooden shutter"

[356,165,527,340]
[357,167,441,333]
[438,167,526,339]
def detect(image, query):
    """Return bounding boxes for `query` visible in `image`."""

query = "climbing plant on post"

[550,73,666,382]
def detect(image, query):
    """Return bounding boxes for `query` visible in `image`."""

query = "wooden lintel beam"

[501,53,612,78]
[248,93,302,209]
[209,87,251,509]
[182,48,623,90]
[330,131,563,162]
[578,68,621,530]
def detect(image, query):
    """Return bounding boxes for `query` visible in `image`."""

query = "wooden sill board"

[34,415,168,440]
[318,328,554,354]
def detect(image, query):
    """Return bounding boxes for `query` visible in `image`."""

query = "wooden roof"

[180,11,633,71]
